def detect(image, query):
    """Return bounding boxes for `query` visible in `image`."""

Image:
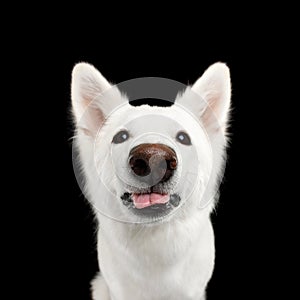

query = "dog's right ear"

[71,63,126,136]
[176,63,231,134]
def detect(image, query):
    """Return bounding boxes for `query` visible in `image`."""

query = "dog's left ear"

[71,63,126,136]
[176,62,231,132]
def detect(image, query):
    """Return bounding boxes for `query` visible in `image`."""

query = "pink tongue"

[132,193,170,209]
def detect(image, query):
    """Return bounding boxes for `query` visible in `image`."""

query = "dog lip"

[121,192,133,206]
[130,203,173,218]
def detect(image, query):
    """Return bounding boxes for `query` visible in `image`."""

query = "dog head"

[71,63,231,223]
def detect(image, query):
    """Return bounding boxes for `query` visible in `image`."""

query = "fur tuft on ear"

[176,62,231,132]
[71,63,126,136]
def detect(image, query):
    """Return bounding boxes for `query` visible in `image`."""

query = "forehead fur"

[106,103,205,133]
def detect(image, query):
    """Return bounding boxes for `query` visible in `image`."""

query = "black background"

[17,26,283,299]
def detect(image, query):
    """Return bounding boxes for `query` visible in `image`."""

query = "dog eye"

[112,130,130,144]
[176,131,191,145]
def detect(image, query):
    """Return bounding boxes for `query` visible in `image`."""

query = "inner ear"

[77,101,105,136]
[200,90,226,130]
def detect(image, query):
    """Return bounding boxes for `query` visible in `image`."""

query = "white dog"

[71,62,231,300]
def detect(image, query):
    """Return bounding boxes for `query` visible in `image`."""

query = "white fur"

[71,62,231,299]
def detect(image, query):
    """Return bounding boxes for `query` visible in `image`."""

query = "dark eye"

[112,130,130,144]
[176,131,191,145]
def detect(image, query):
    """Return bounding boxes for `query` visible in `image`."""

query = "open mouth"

[121,191,181,218]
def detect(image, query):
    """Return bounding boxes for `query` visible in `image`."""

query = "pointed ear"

[176,63,231,132]
[71,63,126,136]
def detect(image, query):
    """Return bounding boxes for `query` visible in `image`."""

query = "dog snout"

[129,144,177,184]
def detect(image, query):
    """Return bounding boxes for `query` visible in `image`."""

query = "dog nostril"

[160,158,177,182]
[169,159,177,170]
[129,158,151,177]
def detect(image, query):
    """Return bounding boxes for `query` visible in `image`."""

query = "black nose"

[129,143,177,184]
